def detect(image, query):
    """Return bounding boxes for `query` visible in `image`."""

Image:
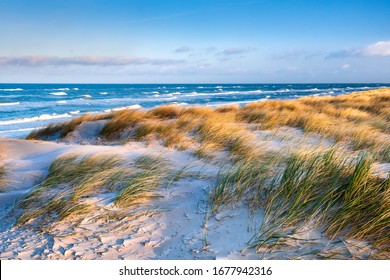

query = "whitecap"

[70,110,80,115]
[49,92,67,96]
[56,100,67,104]
[105,104,142,112]
[0,102,20,106]
[73,88,79,90]
[0,113,71,125]
[55,88,69,91]
[82,94,93,98]
[0,88,23,91]
[99,92,108,95]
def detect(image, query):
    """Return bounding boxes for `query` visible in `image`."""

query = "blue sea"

[0,83,388,138]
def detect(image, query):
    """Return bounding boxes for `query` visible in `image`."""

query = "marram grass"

[17,153,173,225]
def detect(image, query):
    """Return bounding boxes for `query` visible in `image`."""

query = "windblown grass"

[27,113,111,140]
[17,153,173,225]
[238,89,390,161]
[17,154,124,224]
[244,149,390,253]
[114,155,172,207]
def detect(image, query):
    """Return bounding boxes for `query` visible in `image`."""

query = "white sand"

[0,138,263,259]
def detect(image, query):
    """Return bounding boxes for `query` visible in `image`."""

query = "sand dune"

[0,89,389,260]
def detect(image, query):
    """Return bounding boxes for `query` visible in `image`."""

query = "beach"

[0,88,389,260]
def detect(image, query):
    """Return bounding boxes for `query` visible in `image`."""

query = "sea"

[0,83,389,139]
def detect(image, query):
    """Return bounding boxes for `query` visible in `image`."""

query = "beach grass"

[114,155,172,207]
[248,149,389,252]
[17,153,173,224]
[27,113,112,140]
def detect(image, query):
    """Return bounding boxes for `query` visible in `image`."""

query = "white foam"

[70,110,80,115]
[49,92,67,96]
[0,113,71,125]
[56,100,67,104]
[0,102,20,106]
[73,88,79,90]
[171,92,182,95]
[55,88,69,91]
[99,92,108,95]
[105,104,142,112]
[215,86,223,89]
[0,88,23,91]
[82,94,93,98]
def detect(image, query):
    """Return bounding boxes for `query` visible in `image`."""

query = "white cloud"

[0,55,186,66]
[362,41,390,57]
[327,41,390,58]
[341,64,350,69]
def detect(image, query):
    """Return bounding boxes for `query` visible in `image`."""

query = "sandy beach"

[0,89,389,260]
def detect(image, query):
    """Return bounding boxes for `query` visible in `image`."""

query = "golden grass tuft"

[100,109,147,140]
[239,89,390,161]
[114,155,172,207]
[27,113,111,140]
[17,153,175,225]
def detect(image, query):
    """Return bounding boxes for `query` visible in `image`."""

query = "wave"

[82,94,93,98]
[0,113,71,125]
[70,110,80,115]
[73,88,79,90]
[56,100,67,104]
[0,88,23,91]
[104,104,142,112]
[55,88,69,91]
[49,92,67,96]
[99,92,108,95]
[0,102,20,106]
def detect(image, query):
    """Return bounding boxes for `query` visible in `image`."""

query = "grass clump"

[210,154,279,212]
[251,149,389,252]
[17,154,124,224]
[114,155,172,207]
[27,113,111,140]
[17,153,174,225]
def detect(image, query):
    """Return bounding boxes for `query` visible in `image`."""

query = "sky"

[0,0,389,83]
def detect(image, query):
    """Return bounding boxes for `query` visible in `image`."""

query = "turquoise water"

[0,83,388,138]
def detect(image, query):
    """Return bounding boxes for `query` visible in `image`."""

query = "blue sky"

[0,0,389,83]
